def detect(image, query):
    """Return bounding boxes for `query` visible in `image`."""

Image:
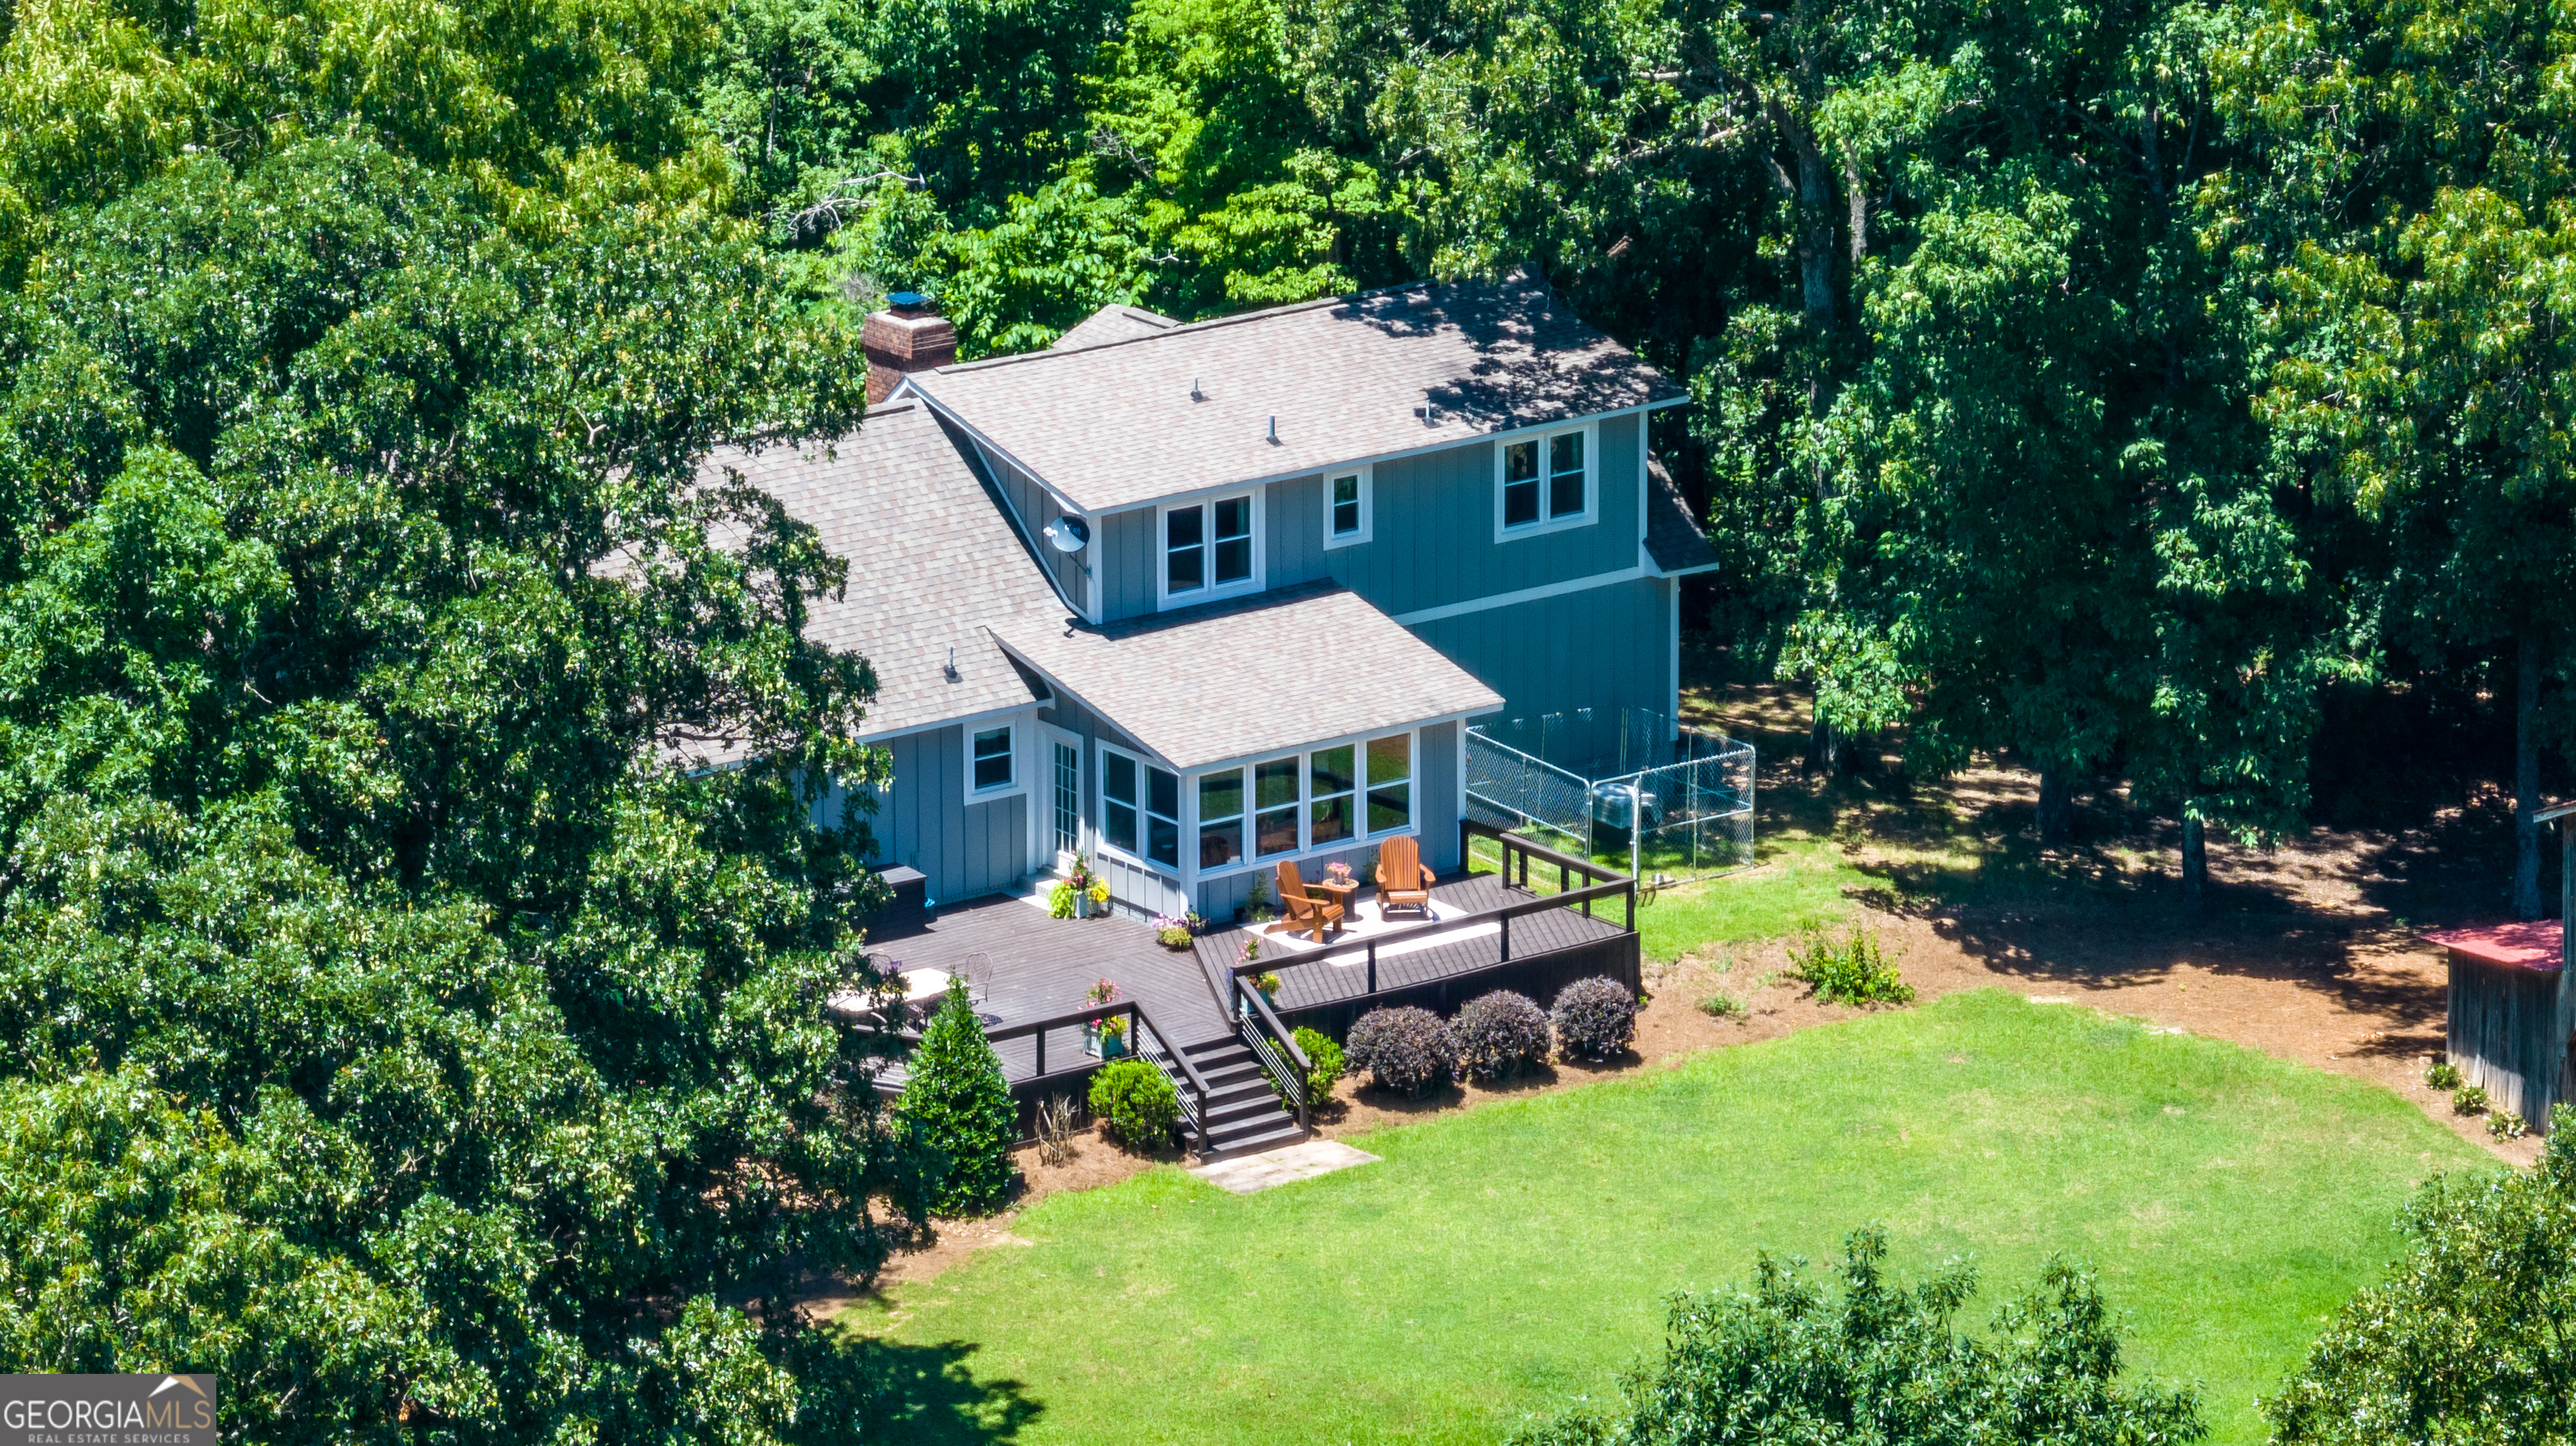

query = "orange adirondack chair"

[1374,835,1435,919]
[1273,862,1345,941]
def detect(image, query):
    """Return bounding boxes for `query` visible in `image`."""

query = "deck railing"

[922,998,1216,1155]
[1228,821,1636,998]
[1234,974,1312,1133]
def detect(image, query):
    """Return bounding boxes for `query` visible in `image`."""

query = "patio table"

[1307,877,1360,930]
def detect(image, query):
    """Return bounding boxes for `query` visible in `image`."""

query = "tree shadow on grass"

[836,1335,1046,1444]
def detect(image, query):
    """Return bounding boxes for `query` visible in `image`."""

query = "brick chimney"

[863,292,957,404]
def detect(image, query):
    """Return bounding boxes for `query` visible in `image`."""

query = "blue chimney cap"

[888,290,932,311]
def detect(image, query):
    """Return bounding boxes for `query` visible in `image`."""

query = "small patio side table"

[1308,876,1361,929]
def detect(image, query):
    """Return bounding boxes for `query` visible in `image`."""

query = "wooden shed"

[2424,919,2572,1130]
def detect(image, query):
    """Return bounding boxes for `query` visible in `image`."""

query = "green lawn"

[850,992,2486,1444]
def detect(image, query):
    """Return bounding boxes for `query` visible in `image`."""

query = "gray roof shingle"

[697,402,1067,743]
[907,275,1686,514]
[1644,457,1721,575]
[989,583,1503,770]
[1052,303,1180,350]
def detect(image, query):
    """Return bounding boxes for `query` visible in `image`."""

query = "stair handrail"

[1126,1001,1213,1156]
[1233,977,1313,1134]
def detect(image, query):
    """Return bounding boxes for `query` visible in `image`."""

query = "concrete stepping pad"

[1188,1138,1381,1194]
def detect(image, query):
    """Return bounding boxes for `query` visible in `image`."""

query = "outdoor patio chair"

[1272,862,1345,942]
[1374,836,1436,920]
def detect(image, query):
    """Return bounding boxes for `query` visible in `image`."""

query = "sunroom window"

[1309,744,1356,847]
[1366,733,1411,833]
[1198,769,1244,870]
[1104,749,1182,869]
[1254,757,1299,857]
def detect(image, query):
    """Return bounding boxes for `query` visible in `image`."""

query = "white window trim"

[1096,741,1182,876]
[963,720,1027,805]
[1156,486,1266,609]
[1492,422,1598,543]
[1184,728,1421,882]
[1321,464,1374,550]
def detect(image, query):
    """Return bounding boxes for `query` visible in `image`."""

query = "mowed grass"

[850,992,2485,1444]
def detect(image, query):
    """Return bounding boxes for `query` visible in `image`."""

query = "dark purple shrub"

[1346,1006,1458,1096]
[1453,990,1551,1081]
[1551,977,1641,1061]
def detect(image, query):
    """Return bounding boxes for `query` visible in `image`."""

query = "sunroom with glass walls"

[1185,722,1461,920]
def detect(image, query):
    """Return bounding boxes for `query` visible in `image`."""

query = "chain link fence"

[1465,707,1755,884]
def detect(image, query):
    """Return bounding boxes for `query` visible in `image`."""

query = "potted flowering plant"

[1082,978,1125,1057]
[1152,914,1194,950]
[1253,971,1282,1004]
[1326,861,1353,886]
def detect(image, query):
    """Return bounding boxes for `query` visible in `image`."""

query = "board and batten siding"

[967,443,1087,609]
[849,725,1029,907]
[1410,575,1670,767]
[1099,506,1158,620]
[1093,411,1647,623]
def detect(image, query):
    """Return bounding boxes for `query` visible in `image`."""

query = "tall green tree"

[0,137,927,1440]
[2211,0,2576,917]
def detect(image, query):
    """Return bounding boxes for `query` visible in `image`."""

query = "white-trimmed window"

[1323,465,1372,548]
[1161,490,1261,604]
[1495,423,1595,539]
[1187,730,1417,876]
[1253,756,1300,858]
[1365,733,1411,833]
[1197,768,1245,870]
[970,726,1015,795]
[1102,745,1181,870]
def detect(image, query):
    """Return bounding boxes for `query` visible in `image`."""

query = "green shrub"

[1510,1226,2204,1446]
[2270,1107,2576,1445]
[2453,1085,2490,1116]
[1789,927,1915,1006]
[2426,1060,2462,1090]
[1088,1059,1179,1148]
[2490,1109,2527,1141]
[1292,1026,1343,1101]
[1698,991,1748,1020]
[898,977,1018,1215]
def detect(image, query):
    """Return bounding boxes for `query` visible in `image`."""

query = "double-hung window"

[1497,424,1594,537]
[970,726,1014,793]
[1164,493,1258,601]
[1189,732,1417,875]
[1104,748,1181,869]
[1323,466,1371,548]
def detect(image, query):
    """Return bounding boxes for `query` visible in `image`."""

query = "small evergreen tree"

[899,978,1018,1215]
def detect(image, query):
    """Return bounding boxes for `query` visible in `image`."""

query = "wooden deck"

[865,868,1639,1090]
[1193,873,1638,1031]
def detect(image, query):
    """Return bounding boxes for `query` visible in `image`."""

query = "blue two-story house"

[713,275,1716,921]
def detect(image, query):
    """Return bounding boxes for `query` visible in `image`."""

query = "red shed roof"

[2423,920,2563,972]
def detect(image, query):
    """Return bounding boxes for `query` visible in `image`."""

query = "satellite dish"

[1043,516,1091,553]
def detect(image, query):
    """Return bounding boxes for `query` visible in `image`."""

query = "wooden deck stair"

[1182,1035,1307,1159]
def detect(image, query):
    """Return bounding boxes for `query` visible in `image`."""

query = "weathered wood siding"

[2448,956,2573,1127]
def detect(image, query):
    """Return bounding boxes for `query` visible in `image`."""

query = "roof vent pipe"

[1267,415,1278,444]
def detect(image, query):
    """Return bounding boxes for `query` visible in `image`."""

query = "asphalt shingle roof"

[1052,303,1180,350]
[990,583,1503,770]
[1644,457,1721,575]
[906,275,1687,514]
[697,402,1067,743]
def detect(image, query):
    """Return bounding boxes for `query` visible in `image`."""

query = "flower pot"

[1072,889,1092,919]
[1083,1023,1130,1059]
